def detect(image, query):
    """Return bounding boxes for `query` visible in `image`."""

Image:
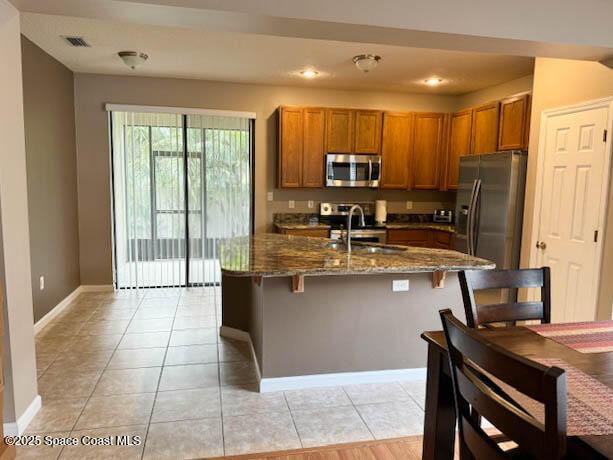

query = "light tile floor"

[18,288,427,459]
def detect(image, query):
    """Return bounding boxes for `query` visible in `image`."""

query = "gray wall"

[73,73,532,285]
[21,36,80,322]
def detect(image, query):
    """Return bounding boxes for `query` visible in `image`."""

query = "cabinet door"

[445,110,473,190]
[498,94,530,150]
[472,102,500,154]
[380,112,413,189]
[302,108,325,187]
[326,109,354,153]
[354,110,383,153]
[279,107,303,188]
[412,113,445,190]
[387,229,432,247]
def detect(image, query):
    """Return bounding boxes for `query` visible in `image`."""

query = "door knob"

[536,241,547,250]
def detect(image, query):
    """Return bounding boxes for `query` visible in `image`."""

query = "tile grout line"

[282,392,304,449]
[53,294,118,458]
[341,386,377,442]
[139,293,180,460]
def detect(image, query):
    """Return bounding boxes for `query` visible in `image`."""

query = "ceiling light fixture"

[301,69,319,78]
[118,51,148,70]
[352,54,381,73]
[424,77,443,86]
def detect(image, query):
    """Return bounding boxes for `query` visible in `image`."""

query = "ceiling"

[21,13,535,95]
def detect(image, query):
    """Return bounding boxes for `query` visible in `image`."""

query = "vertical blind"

[110,108,253,289]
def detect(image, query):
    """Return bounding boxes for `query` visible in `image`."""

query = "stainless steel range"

[320,202,387,244]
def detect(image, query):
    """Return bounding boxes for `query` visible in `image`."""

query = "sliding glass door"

[110,109,253,289]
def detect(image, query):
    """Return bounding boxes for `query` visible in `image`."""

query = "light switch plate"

[39,275,45,291]
[406,201,413,210]
[307,200,314,209]
[392,279,410,292]
[289,200,295,209]
[267,192,274,202]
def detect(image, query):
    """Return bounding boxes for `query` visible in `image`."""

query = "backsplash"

[273,212,439,225]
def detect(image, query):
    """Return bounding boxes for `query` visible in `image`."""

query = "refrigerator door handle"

[471,179,482,256]
[466,179,478,256]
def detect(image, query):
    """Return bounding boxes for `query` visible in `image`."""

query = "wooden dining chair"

[459,267,551,328]
[439,308,568,460]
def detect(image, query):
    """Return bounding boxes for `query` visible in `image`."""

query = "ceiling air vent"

[62,36,90,47]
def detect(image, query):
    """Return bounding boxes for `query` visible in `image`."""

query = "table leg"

[422,342,456,460]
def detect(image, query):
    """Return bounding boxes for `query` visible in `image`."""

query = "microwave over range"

[326,154,381,188]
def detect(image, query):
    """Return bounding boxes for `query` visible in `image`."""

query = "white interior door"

[537,105,610,322]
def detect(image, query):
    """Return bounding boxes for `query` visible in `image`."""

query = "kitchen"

[218,89,530,391]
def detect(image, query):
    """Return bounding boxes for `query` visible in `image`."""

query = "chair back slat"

[440,309,567,460]
[477,301,544,324]
[460,268,551,327]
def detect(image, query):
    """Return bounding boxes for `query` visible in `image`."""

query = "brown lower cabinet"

[387,228,454,250]
[276,227,330,238]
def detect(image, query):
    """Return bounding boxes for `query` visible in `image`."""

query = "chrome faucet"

[345,204,366,254]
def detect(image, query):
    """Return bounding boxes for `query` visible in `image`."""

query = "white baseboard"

[259,368,427,393]
[219,325,262,384]
[4,395,41,436]
[80,285,114,292]
[34,286,81,335]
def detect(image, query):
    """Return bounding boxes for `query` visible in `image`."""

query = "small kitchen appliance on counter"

[375,200,387,225]
[433,209,454,224]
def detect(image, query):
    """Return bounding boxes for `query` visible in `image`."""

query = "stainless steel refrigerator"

[455,151,528,302]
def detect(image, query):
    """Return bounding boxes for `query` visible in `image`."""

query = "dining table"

[421,325,613,460]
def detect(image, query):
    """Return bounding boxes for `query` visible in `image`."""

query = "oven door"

[326,154,380,187]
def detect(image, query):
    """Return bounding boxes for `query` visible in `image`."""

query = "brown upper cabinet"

[444,109,473,190]
[380,112,413,189]
[354,110,383,153]
[498,94,530,150]
[412,112,446,190]
[278,106,325,188]
[325,108,354,153]
[471,101,500,154]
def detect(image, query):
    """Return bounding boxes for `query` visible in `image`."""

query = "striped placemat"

[500,358,613,436]
[527,320,613,353]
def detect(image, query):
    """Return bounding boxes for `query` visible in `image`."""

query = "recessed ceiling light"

[301,69,319,78]
[424,78,443,86]
[353,54,381,73]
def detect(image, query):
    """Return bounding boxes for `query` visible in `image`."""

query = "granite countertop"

[275,222,455,233]
[220,233,494,277]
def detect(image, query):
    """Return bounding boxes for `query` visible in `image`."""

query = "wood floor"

[209,436,431,459]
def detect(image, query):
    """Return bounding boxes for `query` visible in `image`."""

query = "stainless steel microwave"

[325,154,381,188]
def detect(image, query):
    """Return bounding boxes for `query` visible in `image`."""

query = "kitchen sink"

[325,242,405,255]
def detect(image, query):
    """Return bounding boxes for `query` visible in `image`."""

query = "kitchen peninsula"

[220,233,494,392]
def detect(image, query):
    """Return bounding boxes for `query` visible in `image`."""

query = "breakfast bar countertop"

[220,233,494,277]
[274,222,455,232]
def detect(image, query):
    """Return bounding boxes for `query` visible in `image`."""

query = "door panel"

[445,110,473,190]
[279,107,303,187]
[380,112,413,189]
[326,109,354,153]
[498,94,529,150]
[354,110,382,153]
[472,102,500,154]
[537,106,609,322]
[302,108,325,187]
[412,112,445,189]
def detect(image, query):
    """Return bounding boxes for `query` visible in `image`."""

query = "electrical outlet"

[392,279,409,292]
[39,275,45,291]
[267,191,274,202]
[289,200,295,209]
[406,201,413,210]
[307,200,314,209]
